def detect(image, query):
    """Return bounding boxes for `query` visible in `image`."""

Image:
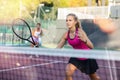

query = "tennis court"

[0,17,120,80]
[0,47,120,80]
[0,1,120,80]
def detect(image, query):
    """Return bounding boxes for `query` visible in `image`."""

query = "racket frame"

[12,18,36,46]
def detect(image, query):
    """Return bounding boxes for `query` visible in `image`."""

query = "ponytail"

[76,21,82,29]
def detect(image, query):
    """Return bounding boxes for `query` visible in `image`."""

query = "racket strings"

[12,19,31,39]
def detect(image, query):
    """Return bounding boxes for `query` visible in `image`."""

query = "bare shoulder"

[78,28,84,33]
[78,28,87,36]
[62,31,68,40]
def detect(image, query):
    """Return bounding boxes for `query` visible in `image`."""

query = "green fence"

[0,24,27,46]
[0,20,56,47]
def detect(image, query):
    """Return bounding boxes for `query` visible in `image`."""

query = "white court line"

[110,51,117,80]
[99,65,120,69]
[106,48,113,80]
[27,55,68,62]
[105,48,118,80]
[3,54,67,62]
[0,60,67,72]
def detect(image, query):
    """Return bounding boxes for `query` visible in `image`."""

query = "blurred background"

[0,0,120,50]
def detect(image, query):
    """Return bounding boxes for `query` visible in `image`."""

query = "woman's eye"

[66,19,72,22]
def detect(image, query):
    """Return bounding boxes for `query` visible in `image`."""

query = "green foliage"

[0,0,109,22]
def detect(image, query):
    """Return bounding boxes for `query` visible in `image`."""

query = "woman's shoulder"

[77,27,82,31]
[77,28,86,33]
[62,31,68,40]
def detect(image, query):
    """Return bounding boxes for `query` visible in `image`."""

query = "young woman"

[57,13,100,80]
[32,23,43,47]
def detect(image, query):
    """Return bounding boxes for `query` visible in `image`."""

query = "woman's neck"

[69,27,76,33]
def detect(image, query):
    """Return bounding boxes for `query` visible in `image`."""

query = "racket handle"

[34,45,39,48]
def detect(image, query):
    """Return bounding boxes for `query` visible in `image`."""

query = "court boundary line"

[0,61,66,72]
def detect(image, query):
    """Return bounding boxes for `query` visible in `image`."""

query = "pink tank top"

[67,28,90,60]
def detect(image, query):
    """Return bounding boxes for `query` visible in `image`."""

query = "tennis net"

[0,46,120,80]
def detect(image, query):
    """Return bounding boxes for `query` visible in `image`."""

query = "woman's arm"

[78,28,94,49]
[56,32,67,48]
[40,29,43,36]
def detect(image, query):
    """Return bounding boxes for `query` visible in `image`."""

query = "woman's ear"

[75,21,77,24]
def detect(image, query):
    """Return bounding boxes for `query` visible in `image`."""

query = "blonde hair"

[67,13,82,29]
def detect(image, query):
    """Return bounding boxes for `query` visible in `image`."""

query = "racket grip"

[34,45,39,48]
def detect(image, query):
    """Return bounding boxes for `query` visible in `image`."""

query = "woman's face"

[66,15,77,29]
[36,24,40,28]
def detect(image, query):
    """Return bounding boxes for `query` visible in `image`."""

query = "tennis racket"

[12,18,37,47]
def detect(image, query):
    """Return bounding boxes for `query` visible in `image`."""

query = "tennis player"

[57,13,100,80]
[31,23,43,47]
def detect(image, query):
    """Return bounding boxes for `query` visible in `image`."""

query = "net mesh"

[0,47,120,80]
